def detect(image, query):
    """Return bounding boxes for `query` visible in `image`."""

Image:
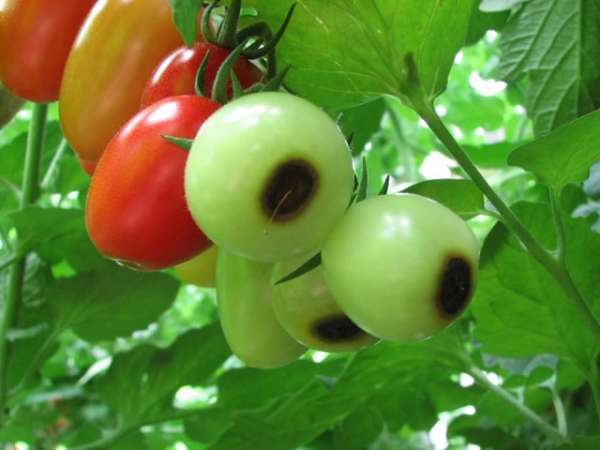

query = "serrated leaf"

[508,110,600,192]
[472,189,600,370]
[497,0,600,135]
[240,0,477,109]
[170,0,203,46]
[97,323,230,422]
[47,265,179,342]
[403,179,485,218]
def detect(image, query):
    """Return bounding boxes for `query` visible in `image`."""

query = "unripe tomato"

[272,258,378,353]
[141,42,262,108]
[322,194,479,342]
[217,249,305,369]
[60,0,188,164]
[175,245,218,288]
[0,81,23,129]
[0,0,95,103]
[86,96,220,270]
[185,92,354,262]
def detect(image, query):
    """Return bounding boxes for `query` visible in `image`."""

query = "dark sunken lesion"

[437,257,473,318]
[312,314,365,342]
[261,159,318,222]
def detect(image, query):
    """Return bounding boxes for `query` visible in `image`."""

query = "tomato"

[217,249,305,368]
[0,81,23,129]
[86,95,220,270]
[175,245,218,288]
[272,257,378,353]
[0,0,95,103]
[141,42,262,108]
[322,194,479,342]
[78,157,97,177]
[60,0,190,164]
[185,92,354,262]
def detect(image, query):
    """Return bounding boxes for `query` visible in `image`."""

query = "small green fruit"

[272,258,378,353]
[185,92,354,262]
[322,194,479,342]
[217,249,305,368]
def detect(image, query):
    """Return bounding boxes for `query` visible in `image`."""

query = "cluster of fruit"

[0,0,479,369]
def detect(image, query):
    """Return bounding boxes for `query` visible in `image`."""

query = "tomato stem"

[0,103,48,425]
[412,97,600,342]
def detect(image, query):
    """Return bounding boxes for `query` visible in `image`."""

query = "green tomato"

[217,248,305,368]
[185,92,354,262]
[272,258,378,353]
[322,194,479,342]
[174,245,218,288]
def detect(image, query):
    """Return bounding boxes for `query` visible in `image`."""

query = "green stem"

[550,387,568,436]
[549,189,566,266]
[0,254,19,272]
[412,98,600,342]
[40,138,68,191]
[0,103,48,425]
[468,365,567,443]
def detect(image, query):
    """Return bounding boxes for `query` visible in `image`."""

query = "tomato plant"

[86,95,220,270]
[2,1,600,449]
[0,0,95,103]
[59,0,189,164]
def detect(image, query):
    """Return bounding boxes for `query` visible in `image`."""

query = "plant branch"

[411,97,600,341]
[0,103,48,425]
[550,386,568,436]
[468,365,567,443]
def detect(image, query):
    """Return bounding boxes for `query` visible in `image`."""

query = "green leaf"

[332,407,383,450]
[403,179,485,218]
[240,0,477,109]
[508,110,600,192]
[465,6,510,46]
[170,0,202,46]
[97,323,230,422]
[552,437,600,450]
[463,142,521,169]
[47,265,179,342]
[497,0,600,135]
[275,253,321,285]
[472,189,600,370]
[10,207,103,271]
[336,98,385,155]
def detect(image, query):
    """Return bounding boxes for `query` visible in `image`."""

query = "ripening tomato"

[0,0,96,102]
[141,42,263,108]
[175,245,218,288]
[60,0,191,164]
[86,95,220,270]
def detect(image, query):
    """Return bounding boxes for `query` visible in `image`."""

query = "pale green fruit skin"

[217,249,305,369]
[322,194,479,342]
[272,258,378,352]
[185,92,354,262]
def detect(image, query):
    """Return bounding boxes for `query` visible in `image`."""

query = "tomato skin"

[174,245,218,288]
[86,96,220,270]
[60,0,187,164]
[0,0,95,103]
[141,42,263,108]
[78,157,97,177]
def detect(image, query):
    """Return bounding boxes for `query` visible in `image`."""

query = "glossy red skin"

[86,96,220,270]
[141,42,263,108]
[0,0,96,102]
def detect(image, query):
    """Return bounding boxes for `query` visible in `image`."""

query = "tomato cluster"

[0,0,480,369]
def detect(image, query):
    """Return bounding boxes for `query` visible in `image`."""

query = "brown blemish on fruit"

[312,314,365,342]
[261,158,318,222]
[437,256,473,318]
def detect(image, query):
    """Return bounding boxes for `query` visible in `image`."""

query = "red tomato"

[86,96,220,270]
[0,0,95,102]
[141,42,263,108]
[60,0,192,164]
[78,157,97,177]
